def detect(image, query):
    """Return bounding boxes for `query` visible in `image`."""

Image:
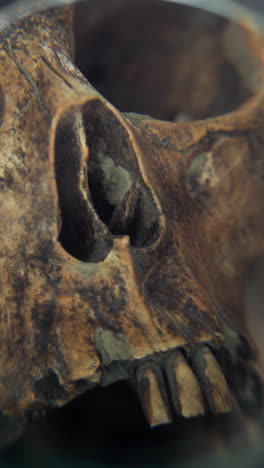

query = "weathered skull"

[0,0,264,444]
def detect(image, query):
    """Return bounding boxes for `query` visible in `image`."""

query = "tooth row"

[137,346,232,427]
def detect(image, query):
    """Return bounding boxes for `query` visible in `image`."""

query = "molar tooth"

[136,362,172,427]
[191,346,233,414]
[165,351,205,418]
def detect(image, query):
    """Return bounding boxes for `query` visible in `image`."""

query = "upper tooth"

[191,346,233,414]
[165,351,205,418]
[136,362,172,427]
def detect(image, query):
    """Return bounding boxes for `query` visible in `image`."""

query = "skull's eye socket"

[74,0,262,122]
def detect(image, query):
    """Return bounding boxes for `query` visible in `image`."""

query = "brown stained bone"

[0,0,264,443]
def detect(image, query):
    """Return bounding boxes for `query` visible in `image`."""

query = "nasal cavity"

[55,109,113,262]
[84,99,161,248]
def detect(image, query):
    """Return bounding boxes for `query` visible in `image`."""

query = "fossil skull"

[0,0,264,440]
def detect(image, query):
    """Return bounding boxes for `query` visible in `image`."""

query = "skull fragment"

[0,0,264,444]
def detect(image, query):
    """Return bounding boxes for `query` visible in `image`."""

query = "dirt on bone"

[0,0,263,450]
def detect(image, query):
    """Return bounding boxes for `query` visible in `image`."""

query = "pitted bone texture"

[0,0,263,444]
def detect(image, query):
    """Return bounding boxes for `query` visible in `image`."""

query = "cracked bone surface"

[0,0,264,444]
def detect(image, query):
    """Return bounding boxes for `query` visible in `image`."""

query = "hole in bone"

[55,109,113,262]
[55,101,161,259]
[84,100,161,247]
[74,0,260,121]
